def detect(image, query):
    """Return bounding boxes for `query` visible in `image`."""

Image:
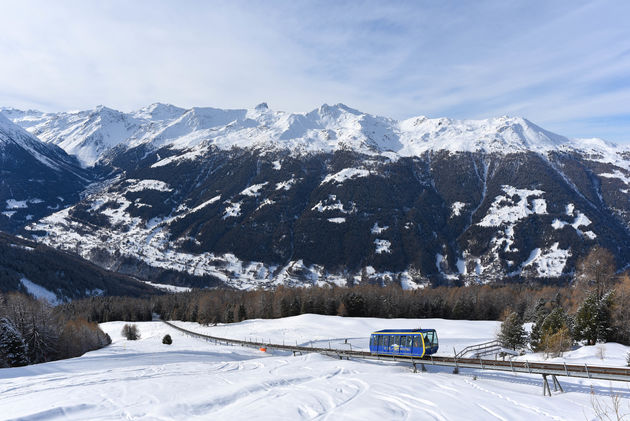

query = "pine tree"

[573,291,614,345]
[0,317,29,367]
[237,304,247,322]
[497,312,527,351]
[121,324,140,340]
[529,299,549,352]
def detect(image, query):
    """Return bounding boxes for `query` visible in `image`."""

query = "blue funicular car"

[369,329,439,357]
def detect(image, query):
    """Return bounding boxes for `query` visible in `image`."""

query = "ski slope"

[1,315,629,420]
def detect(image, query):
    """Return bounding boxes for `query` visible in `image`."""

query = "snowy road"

[1,315,629,420]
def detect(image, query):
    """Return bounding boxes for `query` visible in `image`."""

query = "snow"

[599,169,630,185]
[450,201,466,217]
[240,182,268,197]
[5,199,28,209]
[311,195,356,214]
[275,177,297,191]
[522,243,571,278]
[272,160,282,170]
[551,219,567,230]
[2,211,16,218]
[19,277,60,305]
[478,186,546,227]
[222,201,242,219]
[374,239,391,254]
[126,179,173,193]
[256,198,275,211]
[531,198,547,214]
[321,168,371,184]
[371,222,389,234]
[1,316,628,420]
[456,258,467,275]
[551,206,596,239]
[140,280,192,293]
[188,195,221,214]
[327,217,346,224]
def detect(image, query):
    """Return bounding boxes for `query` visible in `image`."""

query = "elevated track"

[162,320,630,395]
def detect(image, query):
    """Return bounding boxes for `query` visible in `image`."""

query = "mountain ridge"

[3,104,625,168]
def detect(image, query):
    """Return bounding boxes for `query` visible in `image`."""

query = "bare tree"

[576,247,616,300]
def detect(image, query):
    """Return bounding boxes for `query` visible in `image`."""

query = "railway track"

[162,320,630,395]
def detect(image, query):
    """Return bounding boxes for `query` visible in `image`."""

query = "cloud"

[0,0,629,142]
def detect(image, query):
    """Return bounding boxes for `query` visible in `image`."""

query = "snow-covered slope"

[0,114,92,232]
[2,104,186,166]
[1,316,628,420]
[0,113,81,173]
[5,103,627,167]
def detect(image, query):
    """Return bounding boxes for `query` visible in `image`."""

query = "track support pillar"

[542,374,551,396]
[552,375,563,393]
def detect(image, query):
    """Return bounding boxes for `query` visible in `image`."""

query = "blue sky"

[1,0,629,142]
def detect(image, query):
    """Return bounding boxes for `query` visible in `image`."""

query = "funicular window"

[407,336,413,347]
[400,336,406,348]
[377,335,382,347]
[413,335,420,348]
[426,331,435,347]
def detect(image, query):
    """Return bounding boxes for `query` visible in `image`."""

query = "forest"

[4,247,629,367]
[0,293,111,368]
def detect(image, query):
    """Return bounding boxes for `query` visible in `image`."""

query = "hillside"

[3,104,630,289]
[0,232,158,301]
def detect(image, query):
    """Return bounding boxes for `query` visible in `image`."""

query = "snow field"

[1,315,629,420]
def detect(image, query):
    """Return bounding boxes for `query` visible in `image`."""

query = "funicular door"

[391,335,399,354]
[399,335,407,355]
[381,335,389,353]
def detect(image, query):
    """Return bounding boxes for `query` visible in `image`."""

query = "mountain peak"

[134,103,186,121]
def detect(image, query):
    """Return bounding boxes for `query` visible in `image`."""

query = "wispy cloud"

[1,0,629,141]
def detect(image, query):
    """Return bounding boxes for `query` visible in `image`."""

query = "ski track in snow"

[1,316,629,420]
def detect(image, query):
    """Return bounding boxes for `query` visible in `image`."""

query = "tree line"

[0,292,111,368]
[56,248,630,350]
[498,247,630,354]
[9,245,625,367]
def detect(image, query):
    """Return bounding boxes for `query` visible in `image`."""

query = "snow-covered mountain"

[2,104,186,166]
[5,103,625,167]
[4,103,630,289]
[0,113,92,233]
